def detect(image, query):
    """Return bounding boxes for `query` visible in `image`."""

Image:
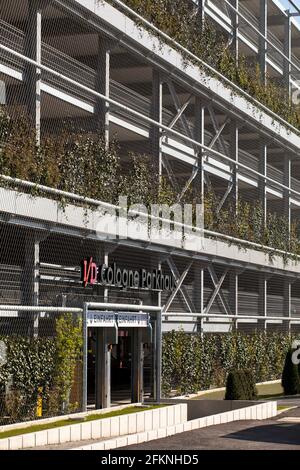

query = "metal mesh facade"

[0,308,83,424]
[0,0,300,423]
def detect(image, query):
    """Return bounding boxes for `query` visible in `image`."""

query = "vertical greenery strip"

[53,313,83,413]
[162,331,292,397]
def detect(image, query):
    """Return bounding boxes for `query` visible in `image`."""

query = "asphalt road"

[119,407,300,450]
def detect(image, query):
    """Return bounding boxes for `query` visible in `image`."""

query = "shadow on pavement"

[225,423,300,447]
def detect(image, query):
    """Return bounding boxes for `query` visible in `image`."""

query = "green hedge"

[0,314,82,424]
[162,331,292,397]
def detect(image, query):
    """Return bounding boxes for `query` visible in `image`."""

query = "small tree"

[282,348,300,396]
[225,370,257,400]
[243,370,258,400]
[225,371,244,400]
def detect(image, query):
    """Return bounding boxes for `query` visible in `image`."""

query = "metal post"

[103,249,109,302]
[82,303,88,412]
[283,279,292,335]
[151,70,163,178]
[131,329,144,403]
[259,141,267,225]
[156,308,162,403]
[156,260,162,403]
[259,273,268,332]
[228,0,239,63]
[284,156,291,234]
[197,0,205,25]
[231,120,239,212]
[21,233,40,336]
[283,11,292,97]
[194,97,205,202]
[229,270,239,331]
[95,329,111,409]
[259,0,267,83]
[24,0,42,143]
[194,263,204,335]
[95,37,110,145]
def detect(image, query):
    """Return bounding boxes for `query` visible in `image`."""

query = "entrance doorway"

[111,329,132,404]
[84,307,159,410]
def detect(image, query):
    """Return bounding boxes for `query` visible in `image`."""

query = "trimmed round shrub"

[282,348,300,396]
[225,370,258,400]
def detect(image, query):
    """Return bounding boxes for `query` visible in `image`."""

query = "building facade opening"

[86,310,154,409]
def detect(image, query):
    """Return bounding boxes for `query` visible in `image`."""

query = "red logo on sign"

[81,257,97,287]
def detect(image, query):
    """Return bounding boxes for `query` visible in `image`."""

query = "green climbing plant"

[108,0,300,131]
[52,313,83,413]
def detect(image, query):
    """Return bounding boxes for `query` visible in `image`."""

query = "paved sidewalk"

[118,407,300,451]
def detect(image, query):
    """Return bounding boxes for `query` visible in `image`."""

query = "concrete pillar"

[283,12,292,97]
[95,37,110,145]
[259,141,267,225]
[95,329,111,409]
[24,0,42,143]
[194,97,205,203]
[259,0,268,83]
[151,70,163,177]
[131,329,144,403]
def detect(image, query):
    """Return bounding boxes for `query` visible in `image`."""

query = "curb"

[0,404,187,450]
[73,401,278,450]
[173,379,282,400]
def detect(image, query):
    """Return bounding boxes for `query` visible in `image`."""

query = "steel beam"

[258,272,268,331]
[229,269,239,330]
[283,278,292,334]
[207,106,229,158]
[178,109,230,202]
[95,329,111,409]
[231,120,239,211]
[205,267,230,315]
[24,0,42,143]
[193,263,205,334]
[284,11,292,97]
[259,141,268,225]
[228,0,239,63]
[131,329,144,403]
[284,156,292,233]
[163,260,194,313]
[164,95,192,132]
[167,81,194,145]
[151,70,163,177]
